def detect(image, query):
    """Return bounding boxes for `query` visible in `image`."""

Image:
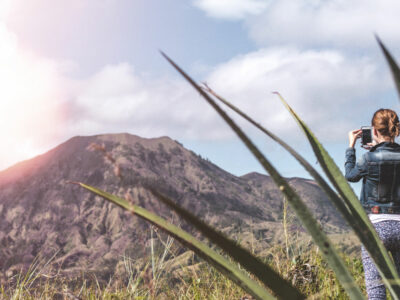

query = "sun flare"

[0,22,64,169]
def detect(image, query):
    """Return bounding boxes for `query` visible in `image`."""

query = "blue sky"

[1,0,400,198]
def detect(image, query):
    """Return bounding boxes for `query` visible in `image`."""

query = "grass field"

[1,230,366,300]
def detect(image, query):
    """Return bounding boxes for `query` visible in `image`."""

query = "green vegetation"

[69,38,400,299]
[1,231,365,299]
[159,52,364,299]
[4,37,400,299]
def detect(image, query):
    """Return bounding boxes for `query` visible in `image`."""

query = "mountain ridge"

[0,133,348,282]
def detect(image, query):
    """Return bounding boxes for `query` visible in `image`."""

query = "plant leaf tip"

[160,51,173,63]
[65,181,81,186]
[375,35,384,47]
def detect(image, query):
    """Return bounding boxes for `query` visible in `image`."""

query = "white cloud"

[68,47,390,150]
[194,0,400,50]
[193,0,268,20]
[190,0,400,145]
[68,63,232,141]
[0,17,392,172]
[249,0,400,49]
[204,47,390,141]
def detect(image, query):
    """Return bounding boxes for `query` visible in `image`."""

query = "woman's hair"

[372,108,400,139]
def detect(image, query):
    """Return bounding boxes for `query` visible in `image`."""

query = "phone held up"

[361,126,372,147]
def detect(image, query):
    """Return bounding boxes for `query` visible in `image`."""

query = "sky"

[1,0,400,194]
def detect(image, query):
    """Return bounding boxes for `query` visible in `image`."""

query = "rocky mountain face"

[0,133,348,282]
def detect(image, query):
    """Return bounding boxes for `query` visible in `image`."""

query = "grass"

[0,232,366,299]
[2,194,365,300]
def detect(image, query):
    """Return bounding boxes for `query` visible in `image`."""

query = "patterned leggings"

[361,220,400,300]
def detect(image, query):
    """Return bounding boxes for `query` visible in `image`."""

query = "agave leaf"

[376,35,400,100]
[275,92,400,298]
[75,182,279,300]
[147,187,304,300]
[161,52,364,300]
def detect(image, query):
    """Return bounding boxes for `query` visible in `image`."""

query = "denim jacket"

[345,142,400,214]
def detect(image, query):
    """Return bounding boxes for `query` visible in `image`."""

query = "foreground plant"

[201,81,400,297]
[1,243,366,299]
[160,52,364,299]
[74,37,400,299]
[73,182,302,300]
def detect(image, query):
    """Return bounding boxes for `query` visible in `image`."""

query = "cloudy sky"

[1,0,400,187]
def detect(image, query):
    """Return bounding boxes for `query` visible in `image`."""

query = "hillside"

[0,133,349,282]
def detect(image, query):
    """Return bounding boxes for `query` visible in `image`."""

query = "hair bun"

[372,108,400,139]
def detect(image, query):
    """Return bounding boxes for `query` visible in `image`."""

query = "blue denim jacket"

[345,142,400,213]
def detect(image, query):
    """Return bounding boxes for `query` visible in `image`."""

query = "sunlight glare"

[0,22,64,170]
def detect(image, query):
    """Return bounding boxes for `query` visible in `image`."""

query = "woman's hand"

[362,140,377,150]
[348,129,362,148]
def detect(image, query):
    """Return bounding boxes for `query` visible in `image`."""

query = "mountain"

[0,133,348,283]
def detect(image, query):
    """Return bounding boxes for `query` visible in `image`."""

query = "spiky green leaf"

[75,182,279,300]
[376,35,400,100]
[162,52,364,300]
[147,187,304,300]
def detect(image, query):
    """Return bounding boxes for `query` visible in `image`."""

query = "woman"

[346,108,400,299]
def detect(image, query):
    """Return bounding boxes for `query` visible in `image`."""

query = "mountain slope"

[0,133,348,282]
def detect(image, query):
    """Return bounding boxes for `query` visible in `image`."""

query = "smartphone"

[361,126,372,146]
